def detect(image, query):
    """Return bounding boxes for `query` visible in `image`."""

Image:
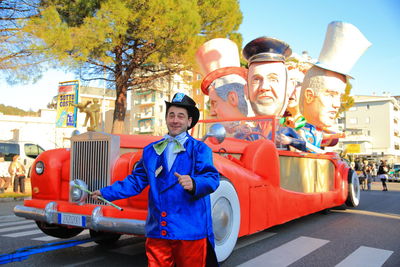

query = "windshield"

[0,143,20,161]
[192,116,280,143]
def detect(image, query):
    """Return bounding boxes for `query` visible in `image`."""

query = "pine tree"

[23,0,243,133]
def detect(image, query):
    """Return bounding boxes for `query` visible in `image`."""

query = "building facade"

[128,71,204,136]
[0,86,116,149]
[338,94,400,164]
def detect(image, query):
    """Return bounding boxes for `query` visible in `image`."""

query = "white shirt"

[0,162,10,177]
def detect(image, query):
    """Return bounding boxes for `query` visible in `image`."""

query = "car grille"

[70,132,120,205]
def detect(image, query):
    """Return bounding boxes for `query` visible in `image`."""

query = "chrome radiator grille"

[70,132,120,205]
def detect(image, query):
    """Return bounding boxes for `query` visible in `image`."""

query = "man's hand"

[276,133,292,145]
[91,190,102,201]
[175,172,194,192]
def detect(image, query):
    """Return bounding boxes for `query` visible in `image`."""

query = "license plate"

[58,213,86,227]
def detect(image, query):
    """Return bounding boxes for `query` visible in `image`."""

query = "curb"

[0,197,30,202]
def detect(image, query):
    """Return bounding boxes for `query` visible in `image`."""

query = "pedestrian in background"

[9,154,26,193]
[365,165,372,191]
[377,160,388,191]
[0,153,12,193]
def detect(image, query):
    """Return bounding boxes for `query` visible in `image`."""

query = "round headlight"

[35,161,45,175]
[69,179,88,204]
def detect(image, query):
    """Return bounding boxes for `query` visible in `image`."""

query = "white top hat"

[195,38,241,76]
[315,21,372,79]
[196,38,247,95]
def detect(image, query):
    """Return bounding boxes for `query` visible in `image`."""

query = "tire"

[345,169,360,207]
[210,178,240,262]
[35,221,84,238]
[89,230,121,245]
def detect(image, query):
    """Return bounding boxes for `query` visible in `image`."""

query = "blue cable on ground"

[0,238,94,264]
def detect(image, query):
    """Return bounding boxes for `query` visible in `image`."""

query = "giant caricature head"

[285,63,307,116]
[300,21,371,130]
[300,66,346,129]
[243,37,292,117]
[208,75,248,119]
[196,38,248,119]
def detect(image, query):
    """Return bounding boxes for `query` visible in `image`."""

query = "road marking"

[335,246,393,267]
[2,229,42,237]
[332,209,400,220]
[78,241,97,247]
[0,215,21,222]
[32,235,59,241]
[0,220,33,227]
[0,224,37,233]
[237,236,329,267]
[234,231,276,250]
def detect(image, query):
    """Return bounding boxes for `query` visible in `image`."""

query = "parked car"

[0,141,45,177]
[14,116,359,262]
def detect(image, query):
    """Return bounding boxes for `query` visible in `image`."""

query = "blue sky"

[1,0,399,111]
[239,0,400,96]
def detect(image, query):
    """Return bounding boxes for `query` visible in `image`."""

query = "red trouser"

[146,237,207,267]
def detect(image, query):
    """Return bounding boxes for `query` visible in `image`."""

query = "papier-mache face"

[208,75,248,119]
[196,38,248,119]
[246,61,288,116]
[301,67,346,129]
[287,67,305,111]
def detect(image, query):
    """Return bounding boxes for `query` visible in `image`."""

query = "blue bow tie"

[153,137,186,155]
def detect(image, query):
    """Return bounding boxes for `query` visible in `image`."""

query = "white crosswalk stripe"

[237,236,329,267]
[0,220,33,227]
[335,246,394,267]
[32,235,60,242]
[3,229,42,237]
[0,223,38,233]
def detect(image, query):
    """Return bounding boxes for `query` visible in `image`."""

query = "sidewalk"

[0,178,32,202]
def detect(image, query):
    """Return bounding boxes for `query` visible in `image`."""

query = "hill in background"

[0,104,39,116]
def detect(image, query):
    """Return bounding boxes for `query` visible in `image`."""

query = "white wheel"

[211,178,240,262]
[346,169,360,207]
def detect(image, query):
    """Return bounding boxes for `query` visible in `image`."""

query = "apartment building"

[338,94,400,163]
[128,71,205,136]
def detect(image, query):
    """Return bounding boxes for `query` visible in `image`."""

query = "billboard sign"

[56,81,79,128]
[345,143,361,154]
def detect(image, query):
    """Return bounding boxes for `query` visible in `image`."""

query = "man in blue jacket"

[93,92,220,267]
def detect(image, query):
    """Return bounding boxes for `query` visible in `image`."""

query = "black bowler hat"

[165,93,200,130]
[243,37,292,64]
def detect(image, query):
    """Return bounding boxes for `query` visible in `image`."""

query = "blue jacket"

[101,135,220,245]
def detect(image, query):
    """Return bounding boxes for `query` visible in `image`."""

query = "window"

[159,105,163,113]
[0,143,20,161]
[349,118,357,124]
[160,92,163,98]
[366,104,370,109]
[24,144,45,159]
[349,107,357,111]
[367,130,371,136]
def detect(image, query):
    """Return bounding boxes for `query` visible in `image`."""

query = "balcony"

[135,112,155,119]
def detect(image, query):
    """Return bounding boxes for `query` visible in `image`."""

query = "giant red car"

[14,116,360,262]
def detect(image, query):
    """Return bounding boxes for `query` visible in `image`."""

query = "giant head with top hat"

[196,38,249,119]
[300,21,371,130]
[243,37,292,117]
